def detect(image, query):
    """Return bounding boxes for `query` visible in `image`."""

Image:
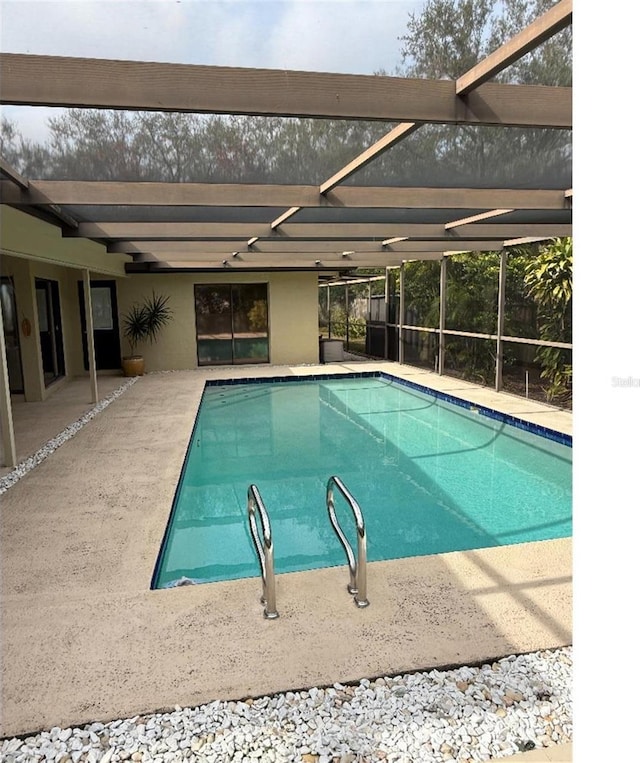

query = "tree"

[355,0,572,189]
[404,260,441,327]
[524,237,572,401]
[398,0,571,85]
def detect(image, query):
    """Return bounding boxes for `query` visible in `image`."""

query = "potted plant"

[121,291,173,376]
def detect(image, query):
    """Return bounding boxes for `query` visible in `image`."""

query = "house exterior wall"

[1,206,130,401]
[0,206,129,277]
[116,272,320,371]
[1,254,87,400]
[2,207,322,397]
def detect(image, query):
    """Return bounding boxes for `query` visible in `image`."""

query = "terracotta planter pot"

[122,356,145,377]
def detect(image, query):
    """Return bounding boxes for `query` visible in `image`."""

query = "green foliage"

[445,252,500,335]
[320,240,572,402]
[122,304,149,357]
[399,0,495,80]
[355,0,572,190]
[122,291,173,356]
[524,238,573,402]
[524,238,573,317]
[404,261,440,327]
[247,300,268,332]
[398,0,571,85]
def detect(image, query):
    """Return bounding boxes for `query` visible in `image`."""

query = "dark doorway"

[78,280,121,370]
[35,278,65,386]
[0,276,25,393]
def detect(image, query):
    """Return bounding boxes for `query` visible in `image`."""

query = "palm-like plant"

[122,291,173,357]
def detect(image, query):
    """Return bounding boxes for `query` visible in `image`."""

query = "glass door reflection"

[231,284,269,363]
[195,284,269,366]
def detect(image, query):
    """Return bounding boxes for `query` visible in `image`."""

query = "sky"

[0,0,426,141]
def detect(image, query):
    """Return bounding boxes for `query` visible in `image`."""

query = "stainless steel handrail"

[326,475,369,608]
[247,484,279,619]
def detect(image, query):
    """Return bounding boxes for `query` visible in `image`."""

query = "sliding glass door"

[35,278,66,385]
[0,277,24,393]
[195,283,269,365]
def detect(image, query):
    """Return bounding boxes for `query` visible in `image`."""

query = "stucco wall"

[116,272,319,371]
[0,206,128,277]
[1,254,89,400]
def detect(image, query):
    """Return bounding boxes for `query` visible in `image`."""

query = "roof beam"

[81,221,570,240]
[320,123,420,194]
[456,0,572,95]
[0,157,29,190]
[135,253,445,264]
[129,253,445,269]
[0,54,570,128]
[112,239,506,256]
[270,207,301,230]
[0,158,79,229]
[1,181,570,210]
[444,208,514,230]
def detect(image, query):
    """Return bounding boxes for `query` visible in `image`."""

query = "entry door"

[78,280,121,370]
[0,277,24,393]
[35,278,66,386]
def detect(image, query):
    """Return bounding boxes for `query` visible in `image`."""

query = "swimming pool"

[152,373,572,589]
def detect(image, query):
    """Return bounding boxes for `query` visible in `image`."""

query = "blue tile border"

[376,373,572,447]
[204,371,572,448]
[205,371,380,387]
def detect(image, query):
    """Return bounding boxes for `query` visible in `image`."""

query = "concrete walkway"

[0,363,572,760]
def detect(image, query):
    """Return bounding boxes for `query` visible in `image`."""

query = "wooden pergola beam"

[0,53,571,128]
[270,207,301,229]
[456,0,572,95]
[320,123,420,194]
[128,252,446,269]
[0,157,29,190]
[108,239,507,255]
[121,239,504,262]
[0,158,79,229]
[444,208,514,230]
[79,221,571,240]
[1,180,570,210]
[135,253,446,265]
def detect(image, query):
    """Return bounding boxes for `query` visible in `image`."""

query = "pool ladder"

[247,477,369,618]
[326,475,369,608]
[247,484,279,619]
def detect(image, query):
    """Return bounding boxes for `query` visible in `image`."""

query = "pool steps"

[326,475,369,609]
[247,484,279,620]
[247,477,370,618]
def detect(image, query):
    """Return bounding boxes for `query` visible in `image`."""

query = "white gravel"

[0,377,138,496]
[0,646,572,762]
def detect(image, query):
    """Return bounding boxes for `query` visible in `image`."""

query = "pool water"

[152,375,572,588]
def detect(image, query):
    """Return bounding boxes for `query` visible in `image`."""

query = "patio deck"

[0,362,572,759]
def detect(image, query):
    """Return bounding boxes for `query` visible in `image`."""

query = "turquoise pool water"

[152,374,572,588]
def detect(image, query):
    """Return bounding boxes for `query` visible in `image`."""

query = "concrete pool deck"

[0,362,572,755]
